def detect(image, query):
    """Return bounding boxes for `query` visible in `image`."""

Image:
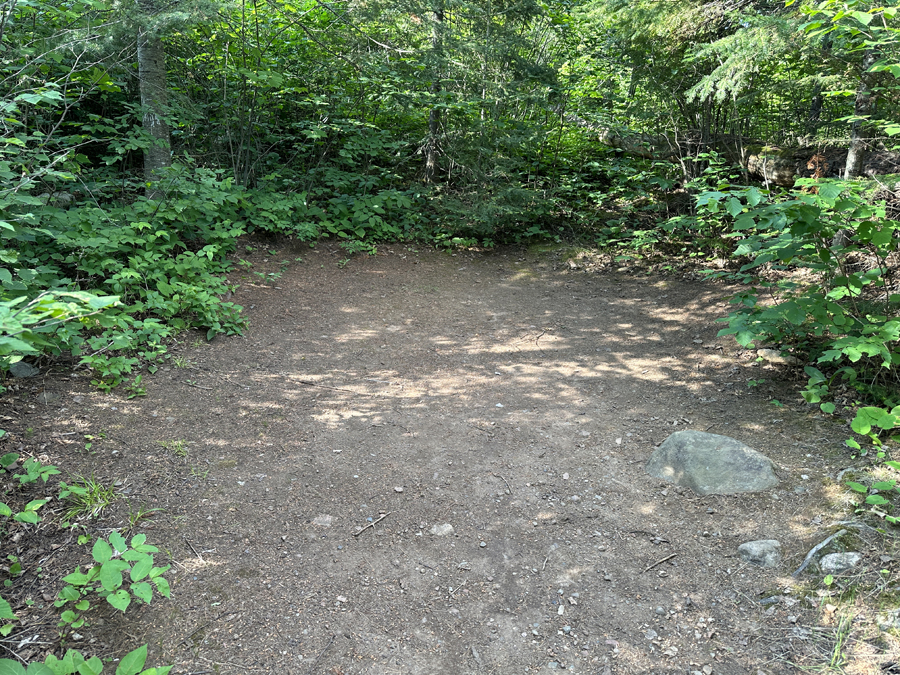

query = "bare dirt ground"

[3,243,899,674]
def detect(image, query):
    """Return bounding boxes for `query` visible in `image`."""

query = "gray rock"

[9,361,39,378]
[757,349,801,366]
[645,430,779,495]
[738,540,782,568]
[819,552,862,575]
[430,523,454,536]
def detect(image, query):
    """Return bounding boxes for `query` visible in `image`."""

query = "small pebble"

[479,541,487,548]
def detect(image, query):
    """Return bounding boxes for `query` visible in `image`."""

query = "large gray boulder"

[646,430,779,496]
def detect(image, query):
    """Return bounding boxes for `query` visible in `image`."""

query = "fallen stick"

[304,635,336,675]
[643,553,677,573]
[183,535,205,563]
[297,380,377,396]
[492,472,512,494]
[353,511,391,536]
[792,529,847,577]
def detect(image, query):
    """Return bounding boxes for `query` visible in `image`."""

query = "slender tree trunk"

[424,2,443,183]
[137,4,171,197]
[844,50,878,180]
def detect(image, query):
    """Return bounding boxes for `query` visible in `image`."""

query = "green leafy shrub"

[699,180,899,451]
[0,166,251,390]
[846,460,900,524]
[55,532,170,630]
[0,593,16,637]
[0,643,171,675]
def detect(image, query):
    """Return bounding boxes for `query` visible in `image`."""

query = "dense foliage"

[0,0,898,492]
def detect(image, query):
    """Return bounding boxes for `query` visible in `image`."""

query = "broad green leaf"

[0,659,27,675]
[0,597,15,620]
[115,644,147,675]
[846,481,868,493]
[109,531,127,554]
[152,576,170,597]
[106,589,130,612]
[61,570,91,587]
[780,301,806,325]
[92,538,113,564]
[130,582,152,604]
[130,553,152,582]
[871,481,896,490]
[98,560,129,592]
[76,654,103,675]
[865,494,890,505]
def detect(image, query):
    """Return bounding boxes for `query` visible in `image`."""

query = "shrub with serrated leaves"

[54,532,170,630]
[1,165,249,390]
[698,179,899,452]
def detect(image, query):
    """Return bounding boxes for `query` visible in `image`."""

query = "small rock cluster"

[646,431,865,578]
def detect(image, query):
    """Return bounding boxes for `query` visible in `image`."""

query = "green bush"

[698,179,899,451]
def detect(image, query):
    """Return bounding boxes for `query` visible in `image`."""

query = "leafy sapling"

[846,461,900,524]
[16,458,62,484]
[55,532,171,630]
[0,643,172,675]
[0,594,17,636]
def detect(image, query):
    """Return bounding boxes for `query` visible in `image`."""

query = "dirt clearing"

[3,244,897,674]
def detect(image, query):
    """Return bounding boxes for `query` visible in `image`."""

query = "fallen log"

[740,145,900,186]
[566,114,900,185]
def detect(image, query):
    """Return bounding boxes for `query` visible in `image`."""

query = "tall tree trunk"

[424,2,443,183]
[137,5,171,198]
[844,50,878,180]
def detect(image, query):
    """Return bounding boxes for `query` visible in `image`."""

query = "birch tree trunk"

[137,4,171,198]
[844,50,878,180]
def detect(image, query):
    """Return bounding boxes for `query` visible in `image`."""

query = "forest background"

[0,0,898,476]
[1,0,899,464]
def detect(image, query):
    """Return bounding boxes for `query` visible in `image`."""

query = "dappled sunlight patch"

[331,329,379,341]
[555,566,593,586]
[179,557,223,574]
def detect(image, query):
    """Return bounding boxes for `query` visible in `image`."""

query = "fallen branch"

[297,380,377,396]
[792,529,847,577]
[643,553,677,573]
[492,472,512,494]
[304,634,336,675]
[353,511,391,536]
[183,535,206,564]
